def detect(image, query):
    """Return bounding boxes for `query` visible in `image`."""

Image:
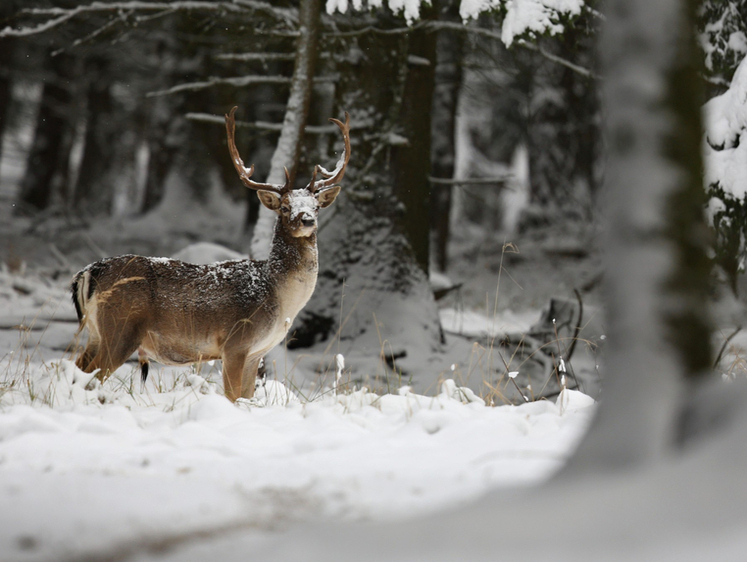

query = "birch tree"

[249,0,321,259]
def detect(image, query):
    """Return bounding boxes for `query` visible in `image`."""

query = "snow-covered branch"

[0,0,294,38]
[325,0,589,43]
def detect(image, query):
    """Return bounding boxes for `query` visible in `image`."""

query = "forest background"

[2,0,747,559]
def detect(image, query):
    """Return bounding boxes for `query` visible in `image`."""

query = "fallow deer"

[71,106,350,401]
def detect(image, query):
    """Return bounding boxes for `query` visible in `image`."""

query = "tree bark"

[560,0,712,474]
[0,42,14,164]
[250,0,320,259]
[430,1,464,272]
[392,8,437,274]
[73,56,116,213]
[17,52,76,212]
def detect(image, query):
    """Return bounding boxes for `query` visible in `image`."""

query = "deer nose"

[301,217,315,228]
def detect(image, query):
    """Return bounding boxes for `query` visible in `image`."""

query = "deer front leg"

[240,355,263,399]
[222,351,248,402]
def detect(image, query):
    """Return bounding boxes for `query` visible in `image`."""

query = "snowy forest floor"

[1,204,747,561]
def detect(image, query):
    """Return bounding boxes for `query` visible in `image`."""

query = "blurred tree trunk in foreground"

[560,0,712,474]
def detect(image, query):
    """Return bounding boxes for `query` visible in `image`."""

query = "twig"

[713,325,742,369]
[565,288,584,363]
[518,41,599,80]
[49,244,72,269]
[51,12,129,56]
[84,234,108,260]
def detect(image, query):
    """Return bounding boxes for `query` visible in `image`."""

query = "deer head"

[225,106,350,238]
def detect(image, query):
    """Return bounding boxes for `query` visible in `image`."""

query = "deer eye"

[280,206,290,214]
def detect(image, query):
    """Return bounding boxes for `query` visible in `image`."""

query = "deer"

[70,106,350,402]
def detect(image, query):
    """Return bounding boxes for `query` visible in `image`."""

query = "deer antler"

[307,112,351,194]
[225,106,291,194]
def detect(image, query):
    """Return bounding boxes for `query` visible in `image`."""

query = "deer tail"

[71,268,93,325]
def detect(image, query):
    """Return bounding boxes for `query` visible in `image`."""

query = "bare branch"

[186,112,342,134]
[216,53,296,62]
[51,12,129,55]
[428,176,513,186]
[322,21,428,38]
[146,73,339,97]
[0,11,77,38]
[518,41,599,80]
[216,52,331,62]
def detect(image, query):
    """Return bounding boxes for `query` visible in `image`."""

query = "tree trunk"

[293,14,443,386]
[73,57,116,213]
[17,52,76,213]
[430,1,464,272]
[560,0,712,475]
[0,42,14,164]
[392,8,437,274]
[250,0,321,259]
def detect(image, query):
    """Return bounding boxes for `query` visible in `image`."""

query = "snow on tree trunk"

[560,0,712,474]
[250,0,320,260]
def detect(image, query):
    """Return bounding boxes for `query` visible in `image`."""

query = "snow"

[703,53,747,200]
[0,350,594,561]
[0,268,596,561]
[325,0,587,43]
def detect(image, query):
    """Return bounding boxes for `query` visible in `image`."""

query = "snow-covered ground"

[0,267,595,562]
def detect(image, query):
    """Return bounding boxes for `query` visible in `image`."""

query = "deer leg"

[240,356,263,400]
[222,351,247,402]
[75,342,99,373]
[85,324,143,383]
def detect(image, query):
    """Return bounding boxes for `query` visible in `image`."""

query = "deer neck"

[265,218,319,314]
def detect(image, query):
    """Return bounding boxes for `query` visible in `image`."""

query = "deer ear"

[257,190,282,211]
[315,185,341,208]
